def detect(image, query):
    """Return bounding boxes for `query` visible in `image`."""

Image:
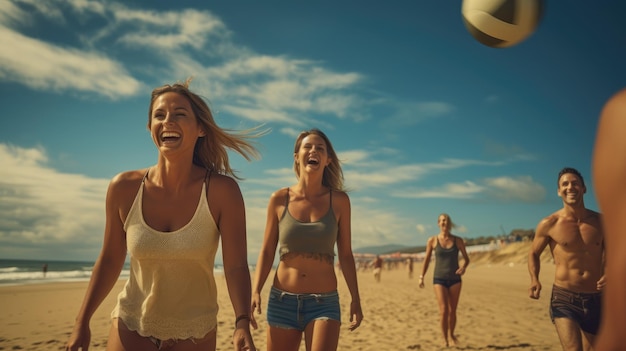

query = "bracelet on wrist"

[235,314,249,326]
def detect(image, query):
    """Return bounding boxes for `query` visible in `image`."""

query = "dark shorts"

[433,277,462,288]
[550,285,602,335]
[266,286,341,331]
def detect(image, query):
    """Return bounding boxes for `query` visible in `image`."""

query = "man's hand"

[529,281,542,299]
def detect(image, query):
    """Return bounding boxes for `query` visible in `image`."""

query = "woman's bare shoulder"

[109,169,147,189]
[265,187,289,207]
[331,189,350,206]
[332,189,349,199]
[264,187,287,199]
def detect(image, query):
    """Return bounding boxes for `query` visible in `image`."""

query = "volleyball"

[462,0,544,48]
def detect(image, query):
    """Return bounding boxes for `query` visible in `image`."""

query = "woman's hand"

[249,292,262,330]
[233,323,256,351]
[66,322,91,351]
[348,299,363,331]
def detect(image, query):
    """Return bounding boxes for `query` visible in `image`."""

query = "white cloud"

[350,203,415,248]
[21,0,105,21]
[415,224,427,235]
[67,0,107,16]
[0,143,109,259]
[202,56,364,123]
[1,0,448,128]
[220,105,300,124]
[0,0,34,26]
[390,176,546,203]
[279,127,303,139]
[246,167,295,189]
[337,150,369,165]
[0,25,142,98]
[483,176,546,203]
[455,225,468,234]
[345,157,503,190]
[395,181,485,199]
[114,9,227,51]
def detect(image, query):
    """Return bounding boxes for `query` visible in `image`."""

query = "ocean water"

[0,259,226,286]
[0,259,224,286]
[0,258,129,286]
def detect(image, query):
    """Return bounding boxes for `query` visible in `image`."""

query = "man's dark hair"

[557,167,585,188]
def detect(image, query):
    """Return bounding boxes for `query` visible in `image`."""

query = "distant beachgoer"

[528,167,605,351]
[419,213,470,347]
[66,79,261,351]
[406,257,414,279]
[42,263,48,278]
[250,128,363,351]
[372,255,383,282]
[592,88,626,351]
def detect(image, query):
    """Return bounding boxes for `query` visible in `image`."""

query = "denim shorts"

[266,286,341,331]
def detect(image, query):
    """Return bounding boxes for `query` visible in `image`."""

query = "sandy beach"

[0,242,560,351]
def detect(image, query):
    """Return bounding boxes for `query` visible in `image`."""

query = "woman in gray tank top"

[418,213,470,348]
[251,129,363,351]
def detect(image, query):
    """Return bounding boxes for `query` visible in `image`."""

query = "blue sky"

[1,0,625,263]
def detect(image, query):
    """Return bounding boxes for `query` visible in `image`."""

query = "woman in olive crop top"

[251,128,363,351]
[67,79,262,351]
[418,213,470,348]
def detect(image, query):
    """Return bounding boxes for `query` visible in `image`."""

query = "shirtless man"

[528,167,605,351]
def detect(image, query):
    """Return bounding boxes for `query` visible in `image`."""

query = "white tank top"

[111,175,220,340]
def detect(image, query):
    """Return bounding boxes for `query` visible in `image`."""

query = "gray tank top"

[433,237,460,280]
[278,188,337,258]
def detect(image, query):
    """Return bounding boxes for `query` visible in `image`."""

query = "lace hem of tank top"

[115,309,216,340]
[280,251,335,264]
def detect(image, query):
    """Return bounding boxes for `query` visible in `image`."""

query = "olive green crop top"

[278,188,338,258]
